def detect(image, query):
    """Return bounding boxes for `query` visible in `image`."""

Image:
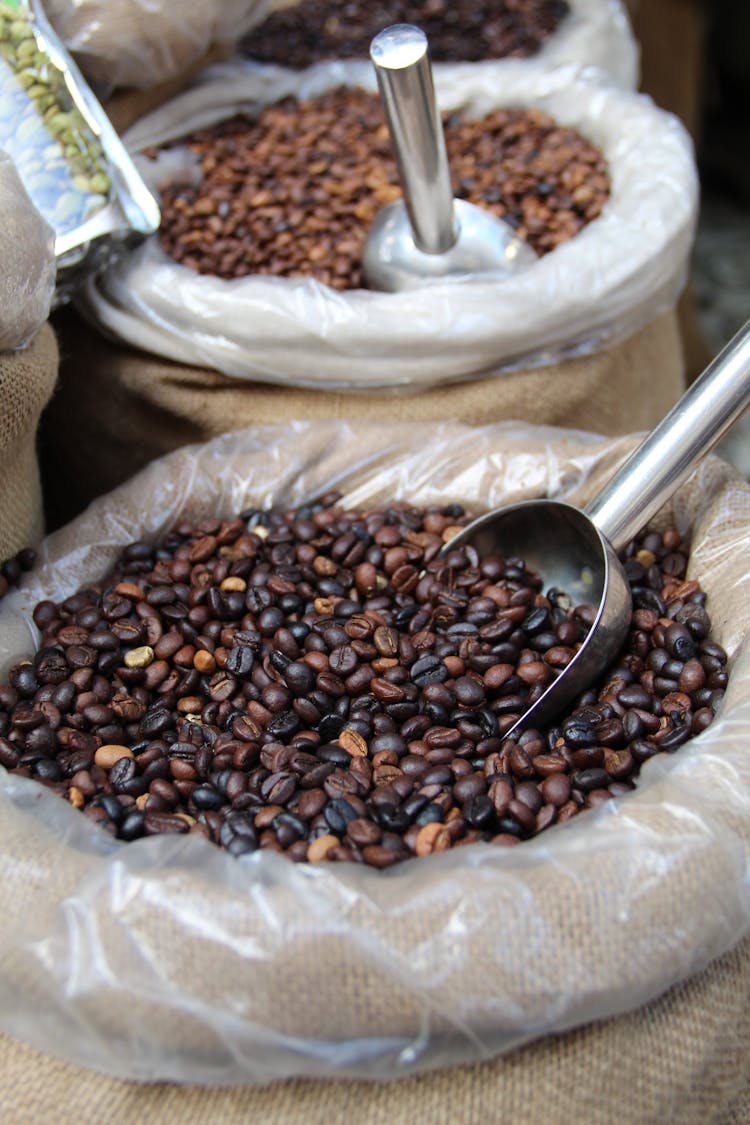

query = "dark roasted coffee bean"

[191,785,227,810]
[119,811,146,840]
[144,811,190,835]
[226,645,254,676]
[316,742,351,768]
[284,661,316,695]
[463,794,494,828]
[33,757,63,781]
[324,798,357,835]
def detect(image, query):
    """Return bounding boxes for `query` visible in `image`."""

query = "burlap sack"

[41,305,684,530]
[3,421,750,1103]
[0,151,55,353]
[2,932,750,1124]
[0,324,59,559]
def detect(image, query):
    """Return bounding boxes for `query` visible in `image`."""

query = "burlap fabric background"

[0,324,58,558]
[40,307,684,530]
[3,422,750,1113]
[1,931,750,1125]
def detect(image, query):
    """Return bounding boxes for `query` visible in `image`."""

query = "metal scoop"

[362,23,537,291]
[441,317,750,738]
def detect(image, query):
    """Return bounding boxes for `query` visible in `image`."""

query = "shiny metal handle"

[370,24,457,255]
[586,317,750,552]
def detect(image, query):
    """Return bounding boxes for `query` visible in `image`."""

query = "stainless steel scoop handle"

[370,23,457,254]
[586,317,750,553]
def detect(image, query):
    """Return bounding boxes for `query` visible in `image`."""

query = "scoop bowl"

[440,316,750,737]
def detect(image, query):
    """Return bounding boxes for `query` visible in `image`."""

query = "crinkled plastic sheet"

[77,61,697,390]
[0,151,55,352]
[43,0,298,93]
[1,421,750,1086]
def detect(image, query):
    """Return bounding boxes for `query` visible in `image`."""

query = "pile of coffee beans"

[0,495,727,867]
[240,0,570,68]
[0,0,111,238]
[155,88,608,289]
[0,546,36,601]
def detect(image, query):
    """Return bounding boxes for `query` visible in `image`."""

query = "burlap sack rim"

[1,420,749,1086]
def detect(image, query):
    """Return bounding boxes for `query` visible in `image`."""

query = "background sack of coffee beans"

[77,61,696,389]
[42,0,300,95]
[3,421,750,1091]
[0,150,55,353]
[43,0,639,94]
[238,0,639,88]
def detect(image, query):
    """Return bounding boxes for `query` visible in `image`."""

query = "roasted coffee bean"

[191,785,226,810]
[143,811,190,836]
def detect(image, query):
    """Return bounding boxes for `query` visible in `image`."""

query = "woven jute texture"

[41,306,684,529]
[1,932,750,1125]
[0,323,58,558]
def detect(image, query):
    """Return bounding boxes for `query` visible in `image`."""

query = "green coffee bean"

[88,171,110,194]
[9,21,33,42]
[15,37,35,60]
[0,1,111,236]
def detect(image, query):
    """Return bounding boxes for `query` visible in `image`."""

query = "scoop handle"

[370,24,457,254]
[586,317,750,552]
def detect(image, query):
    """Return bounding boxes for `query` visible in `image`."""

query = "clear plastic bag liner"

[44,0,299,93]
[1,420,750,1086]
[45,0,638,93]
[511,0,638,88]
[77,61,697,390]
[0,150,55,351]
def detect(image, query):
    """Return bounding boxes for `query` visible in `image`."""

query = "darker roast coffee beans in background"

[240,0,571,68]
[154,88,609,290]
[0,495,727,867]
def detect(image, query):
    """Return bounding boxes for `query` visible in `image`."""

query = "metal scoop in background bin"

[362,23,537,291]
[440,317,750,739]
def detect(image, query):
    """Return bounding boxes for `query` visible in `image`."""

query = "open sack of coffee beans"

[78,60,694,389]
[2,420,750,1088]
[239,0,639,88]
